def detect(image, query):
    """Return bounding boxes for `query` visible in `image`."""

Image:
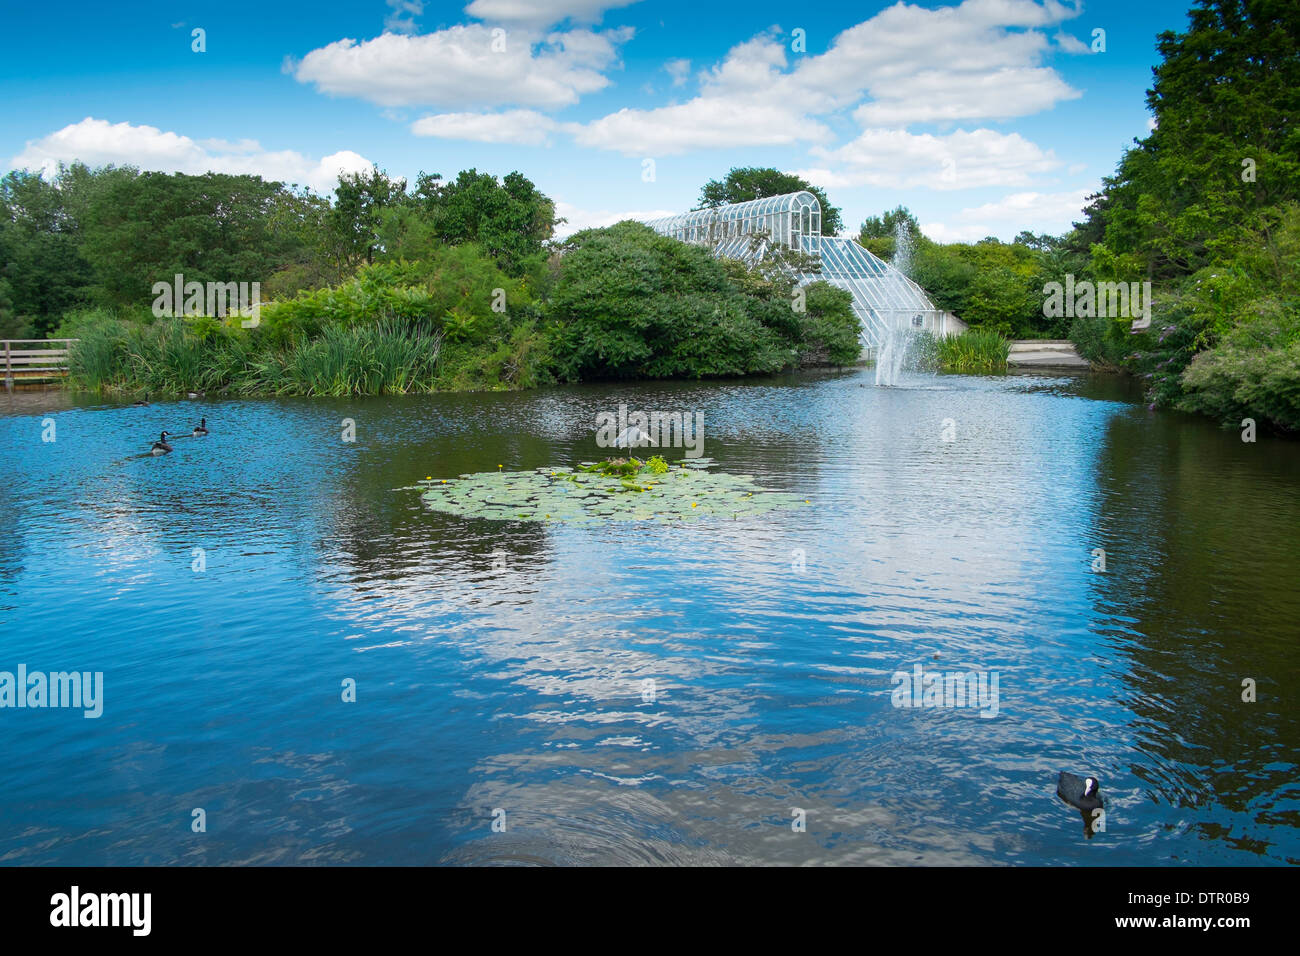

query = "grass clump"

[930,329,1011,372]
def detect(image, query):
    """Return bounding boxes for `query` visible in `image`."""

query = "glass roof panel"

[642,192,946,348]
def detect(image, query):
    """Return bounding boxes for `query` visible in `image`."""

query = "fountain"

[875,323,917,386]
[874,221,920,387]
[892,218,915,278]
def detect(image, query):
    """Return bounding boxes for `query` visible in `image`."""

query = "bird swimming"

[192,417,208,436]
[150,431,173,455]
[1057,771,1103,813]
[131,400,150,407]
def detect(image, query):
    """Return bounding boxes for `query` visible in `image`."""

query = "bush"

[546,222,788,381]
[1178,340,1300,432]
[799,282,861,364]
[547,223,862,382]
[1069,313,1129,368]
[1177,303,1300,432]
[258,247,531,349]
[59,248,548,396]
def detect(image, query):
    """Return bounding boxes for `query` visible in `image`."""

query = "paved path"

[1007,339,1090,369]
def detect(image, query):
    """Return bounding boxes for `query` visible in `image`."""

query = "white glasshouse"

[643,191,962,350]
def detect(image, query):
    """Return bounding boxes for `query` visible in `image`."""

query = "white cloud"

[575,100,832,156]
[8,117,374,194]
[411,109,559,145]
[798,127,1061,191]
[569,0,1082,155]
[851,66,1077,126]
[1053,30,1091,54]
[824,0,1083,126]
[385,0,424,34]
[552,199,676,238]
[465,0,643,26]
[292,25,633,110]
[664,58,691,87]
[921,187,1093,241]
[573,34,834,155]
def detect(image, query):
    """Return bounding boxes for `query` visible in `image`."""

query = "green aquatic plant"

[579,457,644,478]
[926,329,1011,372]
[409,459,809,525]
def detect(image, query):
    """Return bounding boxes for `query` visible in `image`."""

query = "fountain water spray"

[875,220,921,387]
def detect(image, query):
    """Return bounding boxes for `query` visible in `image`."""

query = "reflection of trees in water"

[1090,410,1300,844]
[0,497,24,588]
[319,432,555,587]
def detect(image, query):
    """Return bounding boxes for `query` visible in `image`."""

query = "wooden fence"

[2,339,78,389]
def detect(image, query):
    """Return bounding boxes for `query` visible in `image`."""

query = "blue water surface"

[1,368,1297,865]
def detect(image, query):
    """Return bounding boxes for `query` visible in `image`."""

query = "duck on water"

[1058,771,1106,837]
[1057,771,1103,812]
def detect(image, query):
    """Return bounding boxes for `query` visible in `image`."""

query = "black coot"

[1057,771,1103,812]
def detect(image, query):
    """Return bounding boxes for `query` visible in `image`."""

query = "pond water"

[1,368,1297,866]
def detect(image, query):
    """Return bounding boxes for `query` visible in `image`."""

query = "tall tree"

[78,169,316,305]
[328,166,407,271]
[1079,0,1300,278]
[413,169,558,276]
[0,167,97,333]
[697,167,842,236]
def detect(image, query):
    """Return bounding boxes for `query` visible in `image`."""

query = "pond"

[1,368,1297,865]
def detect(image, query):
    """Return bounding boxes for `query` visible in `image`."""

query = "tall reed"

[933,329,1011,372]
[273,320,444,395]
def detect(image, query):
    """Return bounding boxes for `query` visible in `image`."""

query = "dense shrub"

[546,222,788,381]
[63,242,545,396]
[546,222,862,382]
[1177,302,1300,432]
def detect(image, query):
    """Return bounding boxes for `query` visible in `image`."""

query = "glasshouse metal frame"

[643,192,956,350]
[644,192,822,255]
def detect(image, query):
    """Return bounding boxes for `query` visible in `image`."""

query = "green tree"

[547,221,788,380]
[327,166,407,271]
[1079,0,1300,279]
[79,169,314,306]
[859,206,921,242]
[697,167,842,236]
[0,167,98,334]
[413,169,558,276]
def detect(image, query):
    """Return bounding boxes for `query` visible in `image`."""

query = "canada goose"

[192,418,208,436]
[150,431,173,455]
[131,400,150,407]
[1057,771,1103,813]
[187,390,205,399]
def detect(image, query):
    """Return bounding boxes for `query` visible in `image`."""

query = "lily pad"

[412,462,807,525]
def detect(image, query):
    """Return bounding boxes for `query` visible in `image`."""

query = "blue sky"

[0,0,1193,241]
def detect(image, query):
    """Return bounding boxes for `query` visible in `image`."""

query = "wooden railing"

[2,339,78,389]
